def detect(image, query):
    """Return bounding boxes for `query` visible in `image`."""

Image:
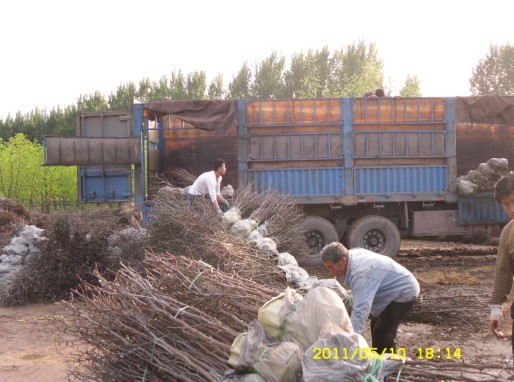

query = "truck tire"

[346,215,400,258]
[297,216,339,265]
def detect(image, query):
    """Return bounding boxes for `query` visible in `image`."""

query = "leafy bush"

[0,134,77,211]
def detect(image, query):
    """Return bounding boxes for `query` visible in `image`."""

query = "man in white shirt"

[187,159,230,214]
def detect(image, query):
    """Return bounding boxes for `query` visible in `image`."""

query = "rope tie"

[174,306,189,318]
[363,357,382,382]
[252,346,270,371]
[188,271,204,290]
[278,299,303,341]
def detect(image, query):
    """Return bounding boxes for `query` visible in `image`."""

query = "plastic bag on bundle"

[487,157,509,173]
[303,322,404,382]
[261,237,278,253]
[277,252,298,267]
[277,264,310,284]
[223,207,242,229]
[248,229,264,242]
[456,178,478,196]
[231,219,253,237]
[258,287,303,339]
[230,320,302,382]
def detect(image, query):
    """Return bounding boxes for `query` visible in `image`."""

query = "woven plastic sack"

[279,287,353,353]
[297,277,353,315]
[228,332,247,368]
[258,287,302,339]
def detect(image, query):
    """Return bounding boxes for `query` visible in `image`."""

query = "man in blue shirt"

[321,242,420,353]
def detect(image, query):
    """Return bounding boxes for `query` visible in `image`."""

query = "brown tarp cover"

[45,136,141,165]
[143,100,237,131]
[457,96,514,124]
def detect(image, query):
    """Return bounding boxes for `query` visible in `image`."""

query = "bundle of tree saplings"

[0,210,133,306]
[148,187,290,286]
[64,253,282,382]
[231,185,310,257]
[406,285,489,330]
[164,167,197,187]
[387,359,514,382]
[157,170,309,258]
[143,250,280,332]
[0,197,31,247]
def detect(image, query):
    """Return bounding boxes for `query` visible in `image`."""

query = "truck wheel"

[346,215,400,258]
[297,216,339,265]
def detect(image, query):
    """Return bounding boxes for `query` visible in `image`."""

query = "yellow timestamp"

[312,347,408,361]
[311,347,462,361]
[416,347,462,360]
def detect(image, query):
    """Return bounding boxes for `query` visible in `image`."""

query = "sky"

[0,0,512,119]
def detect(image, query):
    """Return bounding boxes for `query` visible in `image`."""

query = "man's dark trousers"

[370,300,415,353]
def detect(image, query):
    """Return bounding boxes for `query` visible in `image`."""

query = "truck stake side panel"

[239,98,454,205]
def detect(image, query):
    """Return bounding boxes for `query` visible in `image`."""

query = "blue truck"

[44,96,513,258]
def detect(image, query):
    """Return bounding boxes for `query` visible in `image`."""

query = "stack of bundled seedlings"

[65,252,281,382]
[148,186,288,286]
[166,167,197,187]
[406,285,489,329]
[158,169,309,258]
[231,185,310,257]
[143,251,280,330]
[62,180,310,381]
[0,198,31,247]
[0,210,140,306]
[460,168,509,193]
[456,157,510,196]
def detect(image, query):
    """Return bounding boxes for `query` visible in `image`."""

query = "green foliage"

[400,74,422,96]
[284,47,332,98]
[186,71,207,100]
[150,76,173,101]
[329,41,384,97]
[0,107,76,143]
[470,44,514,96]
[251,52,287,99]
[135,78,152,103]
[77,91,109,112]
[109,82,137,111]
[228,63,252,99]
[207,73,225,99]
[0,134,77,210]
[169,70,188,100]
[45,105,77,136]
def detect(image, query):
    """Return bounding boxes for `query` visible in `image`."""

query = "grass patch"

[414,270,478,286]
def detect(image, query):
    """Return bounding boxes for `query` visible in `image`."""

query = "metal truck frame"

[44,96,513,258]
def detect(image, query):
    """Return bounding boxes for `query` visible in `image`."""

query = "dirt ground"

[0,239,512,381]
[0,302,75,381]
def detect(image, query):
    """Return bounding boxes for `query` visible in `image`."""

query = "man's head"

[321,242,349,277]
[494,172,514,220]
[214,159,227,175]
[375,88,385,97]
